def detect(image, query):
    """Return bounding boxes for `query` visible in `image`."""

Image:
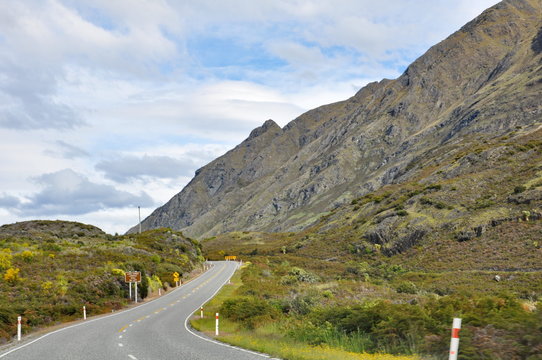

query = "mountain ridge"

[130,0,542,238]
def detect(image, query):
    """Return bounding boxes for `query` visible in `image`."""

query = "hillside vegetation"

[201,128,542,359]
[0,220,203,343]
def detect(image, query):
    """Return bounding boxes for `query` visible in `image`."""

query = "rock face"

[130,0,542,238]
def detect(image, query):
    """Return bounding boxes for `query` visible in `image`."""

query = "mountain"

[131,0,542,239]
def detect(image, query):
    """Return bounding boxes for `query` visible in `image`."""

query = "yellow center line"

[118,325,128,333]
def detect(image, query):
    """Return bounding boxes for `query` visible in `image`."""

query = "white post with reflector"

[200,306,204,318]
[215,313,219,336]
[83,306,87,320]
[17,316,21,341]
[449,318,461,360]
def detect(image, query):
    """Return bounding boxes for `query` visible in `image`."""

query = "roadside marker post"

[17,316,21,341]
[215,313,219,336]
[129,282,132,300]
[449,318,462,360]
[83,306,87,320]
[135,281,138,304]
[200,307,204,318]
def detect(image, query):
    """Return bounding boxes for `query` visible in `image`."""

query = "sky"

[0,0,500,234]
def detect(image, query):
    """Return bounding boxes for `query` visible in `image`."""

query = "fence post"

[17,316,21,341]
[215,313,219,336]
[449,318,462,360]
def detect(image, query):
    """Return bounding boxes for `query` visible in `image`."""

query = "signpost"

[173,272,180,287]
[125,271,141,303]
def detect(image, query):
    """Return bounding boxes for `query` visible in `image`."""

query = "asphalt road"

[0,261,274,360]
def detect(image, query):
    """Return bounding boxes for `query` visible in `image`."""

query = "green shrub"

[396,281,418,294]
[221,297,279,329]
[288,267,319,283]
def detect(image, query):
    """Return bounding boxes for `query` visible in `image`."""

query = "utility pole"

[138,206,142,234]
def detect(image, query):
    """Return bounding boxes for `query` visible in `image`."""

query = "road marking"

[118,325,128,333]
[129,324,133,327]
[119,335,123,339]
[118,343,124,347]
[128,355,137,360]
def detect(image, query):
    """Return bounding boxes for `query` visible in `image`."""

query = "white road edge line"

[128,355,137,360]
[183,263,272,359]
[0,265,216,359]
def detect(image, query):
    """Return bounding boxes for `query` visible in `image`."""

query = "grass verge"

[189,266,419,360]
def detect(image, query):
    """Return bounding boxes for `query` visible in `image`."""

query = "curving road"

[0,261,273,360]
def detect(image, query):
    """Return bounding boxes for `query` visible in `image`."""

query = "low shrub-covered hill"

[0,220,203,343]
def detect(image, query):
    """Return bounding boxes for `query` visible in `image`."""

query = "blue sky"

[0,0,500,234]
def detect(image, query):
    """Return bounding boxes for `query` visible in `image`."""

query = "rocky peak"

[246,119,281,140]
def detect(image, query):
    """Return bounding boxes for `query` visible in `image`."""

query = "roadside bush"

[305,294,542,358]
[221,297,279,329]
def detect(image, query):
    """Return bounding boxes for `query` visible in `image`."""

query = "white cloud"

[0,169,155,216]
[0,0,502,232]
[96,155,195,182]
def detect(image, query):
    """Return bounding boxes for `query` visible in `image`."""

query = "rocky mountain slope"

[131,0,542,239]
